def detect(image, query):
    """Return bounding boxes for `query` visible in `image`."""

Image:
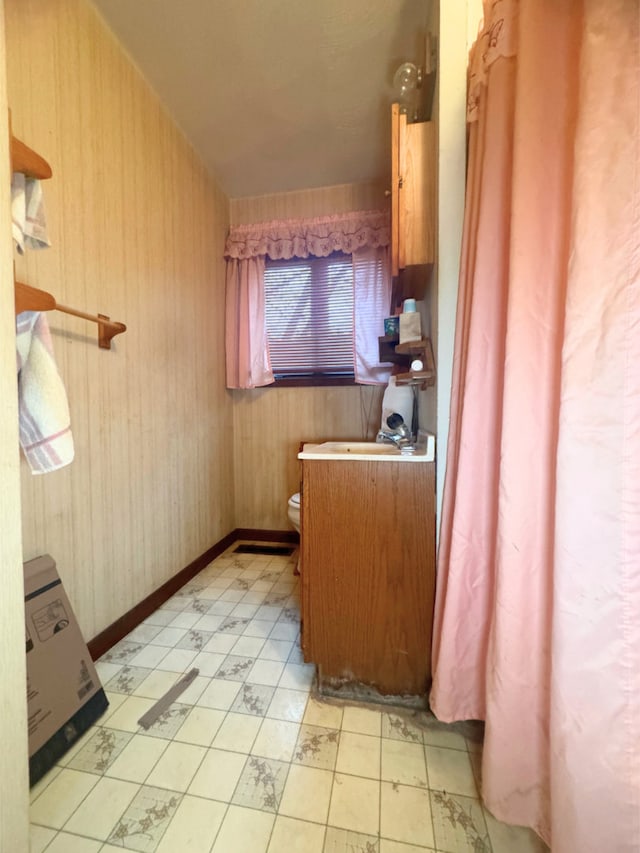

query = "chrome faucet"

[376,413,415,451]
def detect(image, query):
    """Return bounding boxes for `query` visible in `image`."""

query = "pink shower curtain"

[431,2,640,852]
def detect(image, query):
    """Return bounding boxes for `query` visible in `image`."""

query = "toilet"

[287,492,301,533]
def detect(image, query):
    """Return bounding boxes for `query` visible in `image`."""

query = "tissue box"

[384,317,400,339]
[24,554,108,785]
[399,312,422,344]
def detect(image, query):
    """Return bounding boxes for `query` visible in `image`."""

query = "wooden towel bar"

[10,120,127,350]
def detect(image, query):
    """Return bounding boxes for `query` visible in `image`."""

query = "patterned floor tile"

[100,641,146,665]
[215,654,256,681]
[293,724,340,770]
[430,790,491,853]
[29,546,537,853]
[140,703,192,739]
[107,785,182,851]
[67,727,133,775]
[382,713,424,745]
[175,629,213,651]
[231,682,276,716]
[218,616,252,635]
[105,666,153,696]
[232,755,290,812]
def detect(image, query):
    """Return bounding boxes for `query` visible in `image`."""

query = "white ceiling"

[91,0,431,198]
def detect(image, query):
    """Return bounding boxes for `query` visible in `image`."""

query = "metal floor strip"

[137,668,200,729]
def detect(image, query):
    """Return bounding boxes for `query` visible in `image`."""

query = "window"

[264,251,355,385]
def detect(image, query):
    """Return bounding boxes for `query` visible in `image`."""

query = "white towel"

[16,311,74,474]
[11,172,51,254]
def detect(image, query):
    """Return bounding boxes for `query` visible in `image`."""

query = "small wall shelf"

[10,119,127,350]
[379,336,436,390]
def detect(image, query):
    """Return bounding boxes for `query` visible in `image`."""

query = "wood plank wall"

[230,182,437,531]
[230,184,389,530]
[0,0,30,846]
[5,0,233,641]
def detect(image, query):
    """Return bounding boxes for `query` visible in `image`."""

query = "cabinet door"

[391,103,402,278]
[301,458,436,696]
[402,119,435,268]
[390,104,436,279]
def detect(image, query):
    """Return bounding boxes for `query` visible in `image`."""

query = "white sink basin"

[298,432,435,463]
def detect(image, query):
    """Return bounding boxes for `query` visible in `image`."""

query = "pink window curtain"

[352,245,392,385]
[431,2,640,852]
[224,210,391,389]
[224,256,274,389]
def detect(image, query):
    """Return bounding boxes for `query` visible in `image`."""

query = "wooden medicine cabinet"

[390,103,436,307]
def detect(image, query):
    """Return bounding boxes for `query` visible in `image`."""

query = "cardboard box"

[24,554,108,786]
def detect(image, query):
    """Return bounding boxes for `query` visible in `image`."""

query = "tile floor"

[29,544,549,853]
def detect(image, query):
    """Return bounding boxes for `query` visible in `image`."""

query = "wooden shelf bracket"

[15,281,127,350]
[9,121,127,350]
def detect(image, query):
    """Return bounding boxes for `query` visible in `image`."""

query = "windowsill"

[269,376,357,388]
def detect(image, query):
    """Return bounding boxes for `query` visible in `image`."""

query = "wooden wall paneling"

[229,180,390,226]
[6,0,233,641]
[230,181,391,531]
[0,0,30,845]
[232,384,385,530]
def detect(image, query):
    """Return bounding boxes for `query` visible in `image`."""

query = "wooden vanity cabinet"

[300,457,436,699]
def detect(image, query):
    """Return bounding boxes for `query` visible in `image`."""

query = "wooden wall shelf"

[15,282,127,350]
[10,134,52,180]
[379,336,436,389]
[10,121,127,350]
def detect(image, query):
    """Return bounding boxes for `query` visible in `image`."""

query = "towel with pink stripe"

[16,311,74,473]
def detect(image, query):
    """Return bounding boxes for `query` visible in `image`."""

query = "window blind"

[264,252,355,378]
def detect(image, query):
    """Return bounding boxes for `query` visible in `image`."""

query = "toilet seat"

[288,492,301,507]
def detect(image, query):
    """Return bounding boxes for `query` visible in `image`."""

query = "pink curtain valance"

[467,0,518,122]
[224,209,390,261]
